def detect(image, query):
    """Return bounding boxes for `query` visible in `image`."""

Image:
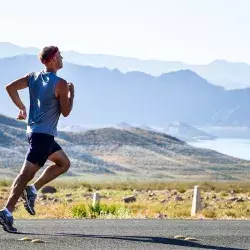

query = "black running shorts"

[25,133,62,167]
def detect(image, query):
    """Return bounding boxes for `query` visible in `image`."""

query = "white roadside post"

[92,192,101,208]
[191,185,201,216]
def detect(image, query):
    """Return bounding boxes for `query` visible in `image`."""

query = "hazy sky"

[0,0,249,64]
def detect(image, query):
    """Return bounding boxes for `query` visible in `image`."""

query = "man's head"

[39,46,63,70]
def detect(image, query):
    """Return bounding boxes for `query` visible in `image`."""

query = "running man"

[0,46,74,233]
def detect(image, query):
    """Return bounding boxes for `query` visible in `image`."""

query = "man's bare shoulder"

[57,79,68,87]
[55,79,68,96]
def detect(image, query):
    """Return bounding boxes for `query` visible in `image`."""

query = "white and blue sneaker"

[0,210,17,233]
[22,186,37,215]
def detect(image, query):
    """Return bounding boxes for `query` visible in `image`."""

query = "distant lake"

[188,138,250,160]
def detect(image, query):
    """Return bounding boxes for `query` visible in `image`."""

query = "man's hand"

[17,107,27,120]
[68,82,75,98]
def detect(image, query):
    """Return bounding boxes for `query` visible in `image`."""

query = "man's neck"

[44,67,57,74]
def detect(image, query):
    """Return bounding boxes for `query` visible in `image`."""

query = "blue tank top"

[27,71,61,136]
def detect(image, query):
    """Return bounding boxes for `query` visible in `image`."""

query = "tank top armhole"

[54,77,62,98]
[27,72,35,87]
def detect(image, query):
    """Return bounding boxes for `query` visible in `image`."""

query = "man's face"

[54,51,63,69]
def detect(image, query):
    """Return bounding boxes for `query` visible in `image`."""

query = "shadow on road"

[16,232,246,250]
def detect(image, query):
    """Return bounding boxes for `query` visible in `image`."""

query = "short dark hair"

[39,46,58,64]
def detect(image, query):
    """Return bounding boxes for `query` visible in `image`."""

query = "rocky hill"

[0,114,249,180]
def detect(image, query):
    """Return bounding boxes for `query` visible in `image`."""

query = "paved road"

[0,219,249,249]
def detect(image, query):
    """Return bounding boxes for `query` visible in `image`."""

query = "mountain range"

[1,54,250,127]
[1,43,250,180]
[1,42,250,89]
[0,113,249,180]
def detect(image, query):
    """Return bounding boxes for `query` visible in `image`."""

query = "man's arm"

[5,74,30,120]
[68,82,74,111]
[55,80,74,117]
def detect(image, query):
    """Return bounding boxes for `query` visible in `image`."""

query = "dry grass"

[0,180,249,220]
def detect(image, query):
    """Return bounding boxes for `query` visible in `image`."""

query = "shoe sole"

[22,189,35,216]
[0,217,17,233]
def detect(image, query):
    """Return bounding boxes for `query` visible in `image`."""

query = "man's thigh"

[48,149,70,166]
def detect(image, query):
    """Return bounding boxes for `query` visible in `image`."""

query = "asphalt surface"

[0,219,249,249]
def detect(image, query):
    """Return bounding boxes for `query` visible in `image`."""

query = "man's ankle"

[3,207,13,217]
[30,184,38,194]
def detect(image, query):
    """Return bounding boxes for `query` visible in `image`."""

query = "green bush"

[72,203,130,218]
[88,203,102,218]
[72,204,88,218]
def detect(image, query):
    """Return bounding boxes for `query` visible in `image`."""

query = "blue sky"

[0,0,249,64]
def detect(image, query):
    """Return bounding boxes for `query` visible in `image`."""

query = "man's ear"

[51,56,57,64]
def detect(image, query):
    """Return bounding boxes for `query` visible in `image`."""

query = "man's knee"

[57,157,70,173]
[19,161,39,180]
[63,158,70,172]
[49,150,71,173]
[19,172,35,181]
[19,169,36,181]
